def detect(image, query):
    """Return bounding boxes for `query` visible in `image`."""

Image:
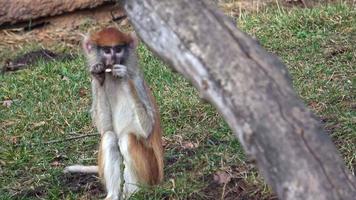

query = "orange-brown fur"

[127,80,164,185]
[90,27,133,46]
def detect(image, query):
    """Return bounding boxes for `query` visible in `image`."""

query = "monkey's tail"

[63,165,98,174]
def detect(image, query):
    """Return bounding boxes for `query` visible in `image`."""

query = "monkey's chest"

[109,84,140,136]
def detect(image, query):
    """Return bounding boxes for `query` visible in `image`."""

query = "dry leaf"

[0,159,5,166]
[52,154,68,161]
[2,100,13,108]
[78,87,87,97]
[11,136,19,145]
[33,121,46,128]
[62,76,70,81]
[182,141,199,149]
[213,171,231,185]
[50,161,63,167]
[162,137,168,147]
[2,120,16,127]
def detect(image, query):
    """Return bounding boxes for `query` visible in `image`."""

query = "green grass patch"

[1,3,355,200]
[238,3,355,168]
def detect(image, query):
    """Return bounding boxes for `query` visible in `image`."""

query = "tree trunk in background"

[123,0,356,199]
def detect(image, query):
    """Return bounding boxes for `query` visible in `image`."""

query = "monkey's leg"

[123,133,161,185]
[118,134,139,197]
[99,131,122,200]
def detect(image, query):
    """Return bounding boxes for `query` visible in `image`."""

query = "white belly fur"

[105,79,141,193]
[107,81,139,138]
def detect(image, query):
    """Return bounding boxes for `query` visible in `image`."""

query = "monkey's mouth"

[105,64,127,73]
[104,64,114,72]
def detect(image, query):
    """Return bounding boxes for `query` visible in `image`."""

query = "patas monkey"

[64,27,164,200]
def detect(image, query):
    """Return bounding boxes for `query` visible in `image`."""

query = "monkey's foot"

[104,195,119,200]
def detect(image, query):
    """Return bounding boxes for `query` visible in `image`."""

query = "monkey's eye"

[113,45,126,54]
[102,47,111,54]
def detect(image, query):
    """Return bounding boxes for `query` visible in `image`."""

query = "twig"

[42,133,99,145]
[300,0,307,8]
[14,133,99,147]
[220,181,228,200]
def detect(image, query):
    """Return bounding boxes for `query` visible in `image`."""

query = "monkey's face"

[98,44,128,67]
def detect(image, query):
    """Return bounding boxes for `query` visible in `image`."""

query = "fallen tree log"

[123,0,356,199]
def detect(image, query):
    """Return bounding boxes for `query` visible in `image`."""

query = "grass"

[238,3,355,168]
[1,3,355,200]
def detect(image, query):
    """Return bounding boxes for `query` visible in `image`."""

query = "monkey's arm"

[91,77,113,135]
[129,76,156,138]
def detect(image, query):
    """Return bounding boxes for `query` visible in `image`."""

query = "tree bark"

[123,0,356,199]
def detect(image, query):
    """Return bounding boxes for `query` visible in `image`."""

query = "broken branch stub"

[123,0,356,199]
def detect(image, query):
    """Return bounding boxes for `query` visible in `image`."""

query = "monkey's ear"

[129,32,139,48]
[83,36,93,54]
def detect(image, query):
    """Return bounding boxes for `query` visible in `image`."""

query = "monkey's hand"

[112,64,128,78]
[90,63,105,74]
[90,63,106,85]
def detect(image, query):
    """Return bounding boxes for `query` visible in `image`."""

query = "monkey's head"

[83,27,138,67]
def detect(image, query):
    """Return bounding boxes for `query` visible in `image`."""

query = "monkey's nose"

[106,58,114,66]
